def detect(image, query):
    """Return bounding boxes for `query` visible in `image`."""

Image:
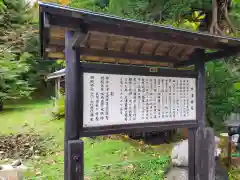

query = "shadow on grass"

[1,99,52,114]
[1,106,27,113]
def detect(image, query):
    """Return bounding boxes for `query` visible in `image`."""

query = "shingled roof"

[39,2,240,67]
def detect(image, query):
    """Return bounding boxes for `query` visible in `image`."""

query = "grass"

[0,100,171,179]
[3,100,238,179]
[229,167,240,180]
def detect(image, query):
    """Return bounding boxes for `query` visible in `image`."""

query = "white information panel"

[83,73,196,127]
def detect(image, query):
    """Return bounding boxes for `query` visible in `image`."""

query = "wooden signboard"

[83,73,196,127]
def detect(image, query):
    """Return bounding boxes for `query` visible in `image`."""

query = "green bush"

[52,94,65,120]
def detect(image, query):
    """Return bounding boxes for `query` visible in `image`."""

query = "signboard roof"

[39,2,240,67]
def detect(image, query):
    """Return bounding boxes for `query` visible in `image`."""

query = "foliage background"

[69,0,240,131]
[1,0,240,130]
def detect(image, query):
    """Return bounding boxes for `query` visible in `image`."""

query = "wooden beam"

[71,32,87,48]
[41,12,51,59]
[174,47,240,67]
[174,49,205,67]
[45,45,183,63]
[137,41,145,54]
[205,46,240,62]
[43,12,50,28]
[80,62,197,78]
[80,47,180,63]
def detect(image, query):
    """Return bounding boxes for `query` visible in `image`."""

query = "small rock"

[3,158,9,162]
[165,167,188,180]
[171,136,221,167]
[29,146,34,151]
[11,160,22,167]
[36,171,42,176]
[127,164,134,169]
[34,156,40,160]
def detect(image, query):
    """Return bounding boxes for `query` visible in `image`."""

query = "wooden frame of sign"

[39,2,240,180]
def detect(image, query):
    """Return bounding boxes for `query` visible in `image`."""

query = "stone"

[165,158,228,180]
[11,160,22,167]
[171,137,221,167]
[171,140,189,167]
[33,156,41,160]
[165,167,188,180]
[0,161,27,180]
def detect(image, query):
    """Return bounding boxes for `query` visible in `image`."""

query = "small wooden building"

[46,68,65,99]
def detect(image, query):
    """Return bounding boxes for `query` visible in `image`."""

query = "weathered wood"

[54,78,61,103]
[64,31,81,180]
[80,62,197,78]
[174,49,205,67]
[195,58,206,127]
[43,12,50,28]
[47,46,181,63]
[68,140,84,180]
[174,46,240,67]
[205,46,240,62]
[81,121,198,137]
[80,47,180,63]
[227,131,232,167]
[42,11,235,50]
[71,32,87,48]
[188,127,197,180]
[195,127,215,180]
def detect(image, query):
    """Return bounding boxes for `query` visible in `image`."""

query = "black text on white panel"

[83,73,196,127]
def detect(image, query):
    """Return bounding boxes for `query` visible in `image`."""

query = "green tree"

[0,52,33,110]
[206,61,239,131]
[0,0,60,109]
[0,0,33,110]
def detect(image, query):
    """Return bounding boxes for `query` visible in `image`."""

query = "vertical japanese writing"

[89,76,94,121]
[120,77,123,116]
[153,78,157,119]
[100,76,105,121]
[133,77,137,121]
[95,91,99,121]
[157,79,161,119]
[124,78,128,121]
[105,76,109,120]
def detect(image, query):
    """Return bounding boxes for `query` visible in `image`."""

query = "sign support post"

[64,31,83,180]
[195,58,216,180]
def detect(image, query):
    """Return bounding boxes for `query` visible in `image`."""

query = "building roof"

[39,2,240,67]
[46,68,65,80]
[225,113,240,128]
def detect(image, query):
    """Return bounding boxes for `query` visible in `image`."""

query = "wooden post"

[188,127,197,180]
[68,140,84,180]
[195,56,206,128]
[227,128,232,167]
[64,31,82,180]
[57,78,61,98]
[195,127,215,180]
[194,56,215,180]
[187,52,206,180]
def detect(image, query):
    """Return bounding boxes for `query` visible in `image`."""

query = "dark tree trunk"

[0,99,3,111]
